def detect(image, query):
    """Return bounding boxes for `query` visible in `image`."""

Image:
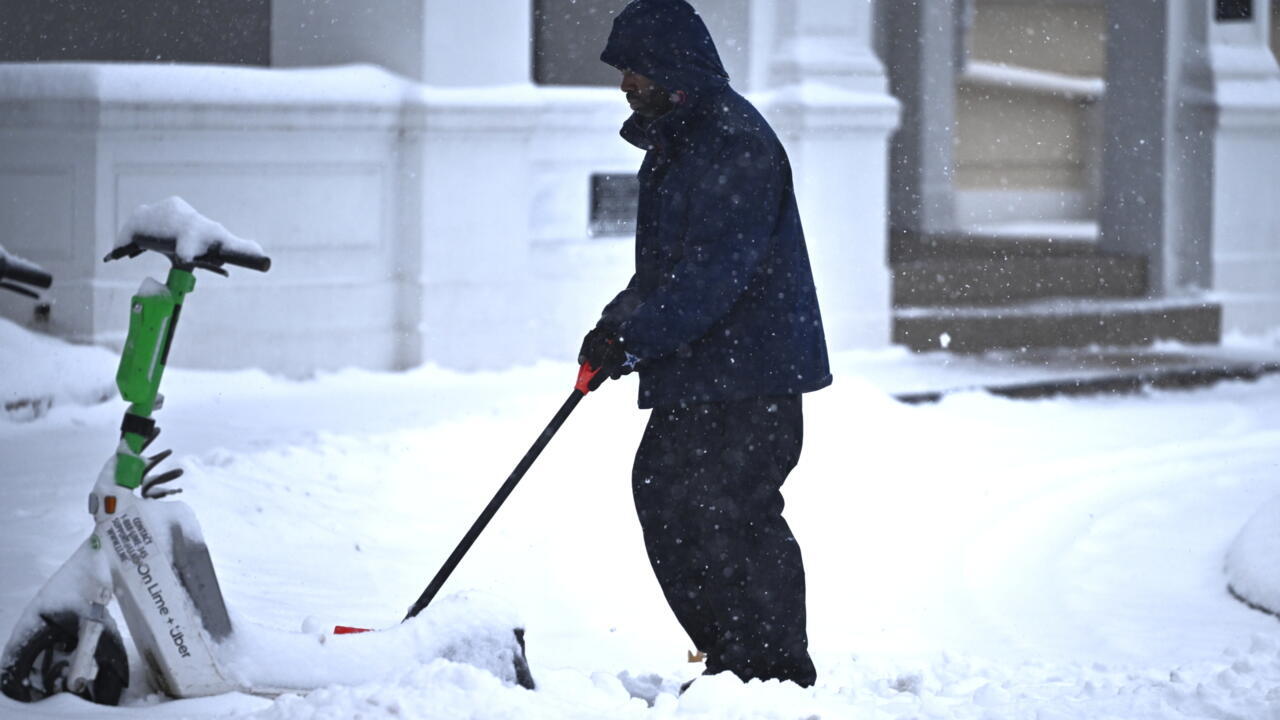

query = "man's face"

[621,70,674,118]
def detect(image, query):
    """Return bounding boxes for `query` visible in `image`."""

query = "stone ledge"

[895,360,1280,404]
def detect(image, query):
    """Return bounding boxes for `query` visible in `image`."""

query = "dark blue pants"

[631,395,816,686]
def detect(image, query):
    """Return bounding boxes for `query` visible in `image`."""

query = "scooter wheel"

[0,611,129,705]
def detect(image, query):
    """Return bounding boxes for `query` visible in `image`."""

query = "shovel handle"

[404,363,597,621]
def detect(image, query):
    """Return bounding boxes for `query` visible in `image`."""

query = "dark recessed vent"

[1216,0,1253,21]
[589,173,639,237]
[0,0,271,64]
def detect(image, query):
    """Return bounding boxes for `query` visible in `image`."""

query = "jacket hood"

[600,0,729,99]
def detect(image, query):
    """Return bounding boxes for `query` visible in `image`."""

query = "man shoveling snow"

[580,0,832,690]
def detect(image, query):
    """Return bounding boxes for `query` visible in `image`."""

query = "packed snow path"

[2,333,1279,718]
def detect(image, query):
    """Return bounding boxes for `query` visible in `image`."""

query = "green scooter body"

[115,269,195,489]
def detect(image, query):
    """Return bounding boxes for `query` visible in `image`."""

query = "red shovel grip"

[575,362,601,395]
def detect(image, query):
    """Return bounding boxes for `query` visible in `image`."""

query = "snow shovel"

[336,362,605,689]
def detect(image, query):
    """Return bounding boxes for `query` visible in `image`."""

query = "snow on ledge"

[1226,494,1280,616]
[0,63,902,134]
[0,62,631,110]
[962,61,1105,100]
[0,63,643,133]
[0,62,416,106]
[960,220,1100,242]
[117,197,265,262]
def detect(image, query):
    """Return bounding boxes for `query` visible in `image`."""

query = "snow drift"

[1226,494,1280,617]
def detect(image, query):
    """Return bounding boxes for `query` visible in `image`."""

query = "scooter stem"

[115,267,197,489]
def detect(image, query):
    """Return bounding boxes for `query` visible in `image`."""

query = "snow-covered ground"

[2,318,1279,719]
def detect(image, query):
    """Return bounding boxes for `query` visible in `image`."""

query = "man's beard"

[628,87,676,118]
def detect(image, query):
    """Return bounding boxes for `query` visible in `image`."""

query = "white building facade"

[0,0,1277,374]
[0,0,897,373]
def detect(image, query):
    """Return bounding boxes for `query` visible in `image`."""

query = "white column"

[421,0,532,86]
[402,92,539,371]
[1209,0,1280,335]
[758,0,899,350]
[272,0,426,79]
[1099,0,1215,296]
[876,0,960,236]
[768,0,885,93]
[408,1,538,369]
[273,0,533,86]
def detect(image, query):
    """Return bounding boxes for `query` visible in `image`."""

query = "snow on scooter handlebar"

[109,196,270,270]
[1,198,533,708]
[113,196,268,263]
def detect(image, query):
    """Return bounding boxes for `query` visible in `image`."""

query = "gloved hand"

[578,325,638,390]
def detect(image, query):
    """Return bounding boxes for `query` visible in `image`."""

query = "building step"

[889,225,1101,263]
[894,253,1148,307]
[893,361,1280,404]
[893,298,1221,353]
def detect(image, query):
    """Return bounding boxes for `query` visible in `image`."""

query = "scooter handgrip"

[0,256,52,289]
[214,248,272,273]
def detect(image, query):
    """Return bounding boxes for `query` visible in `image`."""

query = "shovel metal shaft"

[404,377,592,621]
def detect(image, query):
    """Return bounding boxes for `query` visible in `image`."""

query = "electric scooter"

[1,208,595,706]
[0,234,272,704]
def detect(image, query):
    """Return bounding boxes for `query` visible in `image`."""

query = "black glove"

[577,325,637,390]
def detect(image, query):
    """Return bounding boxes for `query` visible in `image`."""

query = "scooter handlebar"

[0,254,53,290]
[106,234,271,273]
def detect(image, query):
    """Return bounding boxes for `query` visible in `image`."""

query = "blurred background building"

[0,0,1277,374]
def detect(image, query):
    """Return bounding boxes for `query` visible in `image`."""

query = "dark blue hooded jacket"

[599,0,831,409]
